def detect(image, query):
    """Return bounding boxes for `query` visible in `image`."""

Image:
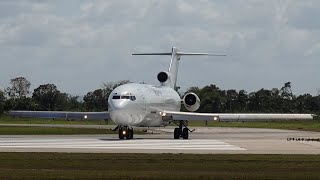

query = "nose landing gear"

[118,126,134,139]
[173,120,194,139]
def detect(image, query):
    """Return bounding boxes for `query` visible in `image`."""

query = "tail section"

[132,47,225,89]
[168,47,180,89]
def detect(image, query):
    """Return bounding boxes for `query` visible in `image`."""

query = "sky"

[0,0,319,96]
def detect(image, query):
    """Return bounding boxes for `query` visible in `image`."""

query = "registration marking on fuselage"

[0,138,246,151]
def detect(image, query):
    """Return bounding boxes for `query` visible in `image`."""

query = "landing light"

[213,117,218,121]
[159,112,166,116]
[122,131,126,135]
[84,115,88,119]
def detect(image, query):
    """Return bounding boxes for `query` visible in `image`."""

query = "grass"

[0,153,319,179]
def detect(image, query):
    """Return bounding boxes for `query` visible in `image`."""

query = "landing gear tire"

[174,121,191,139]
[118,127,125,139]
[174,128,181,139]
[127,128,134,139]
[182,128,189,139]
[118,126,134,140]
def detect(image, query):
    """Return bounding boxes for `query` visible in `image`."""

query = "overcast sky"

[0,0,319,96]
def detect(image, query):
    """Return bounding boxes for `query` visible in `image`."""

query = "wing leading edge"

[160,110,314,122]
[9,111,110,120]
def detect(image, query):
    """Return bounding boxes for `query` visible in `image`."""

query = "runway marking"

[0,138,246,151]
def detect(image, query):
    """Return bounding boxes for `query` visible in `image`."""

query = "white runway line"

[0,138,246,151]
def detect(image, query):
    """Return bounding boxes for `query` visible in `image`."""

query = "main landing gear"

[173,120,193,139]
[118,126,134,139]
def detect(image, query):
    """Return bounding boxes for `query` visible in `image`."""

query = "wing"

[9,111,110,120]
[160,110,314,122]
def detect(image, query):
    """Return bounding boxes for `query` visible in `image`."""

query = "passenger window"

[121,96,130,99]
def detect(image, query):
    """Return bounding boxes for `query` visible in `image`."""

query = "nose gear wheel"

[118,126,134,139]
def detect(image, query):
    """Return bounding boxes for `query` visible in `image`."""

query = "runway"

[0,127,320,154]
[0,138,245,151]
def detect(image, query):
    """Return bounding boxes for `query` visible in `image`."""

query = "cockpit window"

[112,96,120,99]
[130,96,136,101]
[113,94,136,101]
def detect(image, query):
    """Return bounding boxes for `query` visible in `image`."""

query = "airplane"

[10,47,314,139]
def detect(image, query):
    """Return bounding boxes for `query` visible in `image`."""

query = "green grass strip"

[0,153,319,179]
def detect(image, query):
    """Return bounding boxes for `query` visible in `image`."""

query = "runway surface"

[0,138,245,151]
[0,127,320,154]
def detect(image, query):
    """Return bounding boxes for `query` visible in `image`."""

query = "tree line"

[0,77,129,115]
[186,83,320,115]
[0,77,319,116]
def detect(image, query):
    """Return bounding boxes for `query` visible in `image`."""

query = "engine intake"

[157,71,169,83]
[183,92,200,112]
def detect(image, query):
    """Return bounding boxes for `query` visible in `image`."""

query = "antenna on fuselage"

[132,47,226,89]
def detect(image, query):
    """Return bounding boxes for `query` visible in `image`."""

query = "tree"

[189,84,224,113]
[4,77,34,111]
[66,95,83,111]
[83,89,107,111]
[56,92,70,111]
[296,94,313,113]
[102,80,130,98]
[6,77,31,99]
[281,82,293,100]
[225,89,238,112]
[32,84,63,111]
[84,80,130,111]
[279,82,296,112]
[0,90,5,115]
[237,90,248,112]
[248,89,276,113]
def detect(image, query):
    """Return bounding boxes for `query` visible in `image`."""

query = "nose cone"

[107,84,141,126]
[110,110,130,126]
[108,99,130,125]
[109,100,128,110]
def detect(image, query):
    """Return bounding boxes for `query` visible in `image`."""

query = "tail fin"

[132,47,225,89]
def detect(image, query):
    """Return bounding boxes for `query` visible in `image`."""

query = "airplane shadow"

[99,137,175,141]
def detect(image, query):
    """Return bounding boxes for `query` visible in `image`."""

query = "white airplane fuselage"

[108,83,181,127]
[8,47,314,140]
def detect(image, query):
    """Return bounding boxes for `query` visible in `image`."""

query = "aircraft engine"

[157,71,169,83]
[183,92,200,112]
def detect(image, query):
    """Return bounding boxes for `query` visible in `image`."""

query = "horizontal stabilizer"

[132,53,172,55]
[132,47,226,89]
[132,52,226,56]
[177,52,226,56]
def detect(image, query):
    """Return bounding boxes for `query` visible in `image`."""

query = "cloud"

[0,0,320,95]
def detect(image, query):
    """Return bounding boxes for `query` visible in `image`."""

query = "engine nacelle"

[183,92,200,112]
[157,71,170,84]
